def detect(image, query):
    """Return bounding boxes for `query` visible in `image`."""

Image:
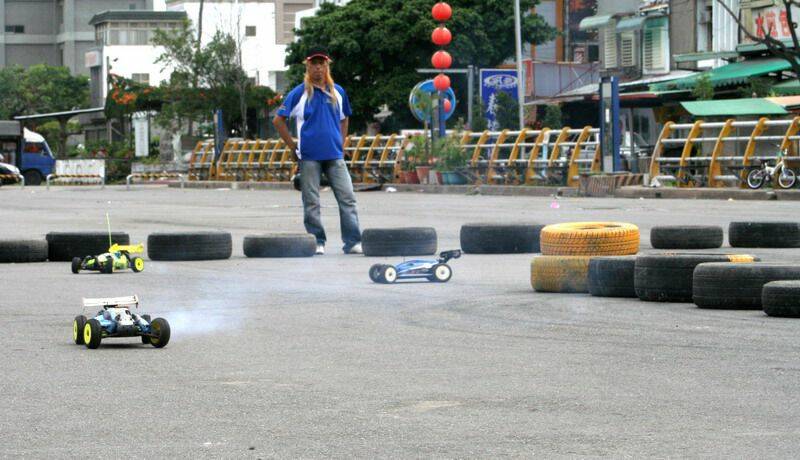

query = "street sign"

[479,69,518,131]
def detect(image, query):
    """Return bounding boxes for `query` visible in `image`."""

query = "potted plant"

[432,135,468,185]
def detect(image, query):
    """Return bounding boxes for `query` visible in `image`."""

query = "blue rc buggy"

[72,296,170,349]
[369,250,461,284]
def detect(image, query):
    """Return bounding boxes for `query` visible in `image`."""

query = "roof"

[650,58,794,92]
[766,96,800,109]
[551,70,697,100]
[89,10,187,25]
[773,79,800,95]
[616,16,646,32]
[673,50,740,63]
[680,98,788,117]
[579,14,613,31]
[14,107,105,121]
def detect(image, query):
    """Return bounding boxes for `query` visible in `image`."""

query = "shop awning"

[616,16,646,32]
[579,14,613,31]
[673,50,740,63]
[773,79,800,95]
[650,58,794,92]
[766,96,800,109]
[680,98,788,117]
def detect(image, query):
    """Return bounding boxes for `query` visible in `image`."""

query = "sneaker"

[315,244,325,255]
[345,243,363,254]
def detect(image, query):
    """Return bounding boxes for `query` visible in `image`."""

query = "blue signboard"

[479,69,519,131]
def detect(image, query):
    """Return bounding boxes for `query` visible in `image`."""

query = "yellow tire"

[540,222,639,256]
[530,255,592,293]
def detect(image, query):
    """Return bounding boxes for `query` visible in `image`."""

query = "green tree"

[287,0,556,130]
[0,66,27,119]
[494,91,519,130]
[692,74,714,101]
[471,98,488,132]
[541,104,562,129]
[20,64,89,156]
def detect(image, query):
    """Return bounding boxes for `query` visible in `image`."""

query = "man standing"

[273,48,362,255]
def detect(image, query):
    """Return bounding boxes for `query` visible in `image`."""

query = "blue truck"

[0,121,56,185]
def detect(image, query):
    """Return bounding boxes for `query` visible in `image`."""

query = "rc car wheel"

[430,263,452,282]
[148,318,171,348]
[131,256,144,272]
[71,257,82,274]
[141,314,151,344]
[73,315,86,345]
[83,319,102,349]
[101,259,113,274]
[380,265,398,284]
[369,264,384,283]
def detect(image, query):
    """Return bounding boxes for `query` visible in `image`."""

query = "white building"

[168,0,315,91]
[295,0,350,31]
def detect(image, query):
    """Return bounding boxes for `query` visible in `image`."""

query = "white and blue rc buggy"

[72,296,170,349]
[369,250,461,284]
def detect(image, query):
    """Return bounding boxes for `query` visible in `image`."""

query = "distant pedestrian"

[273,47,362,255]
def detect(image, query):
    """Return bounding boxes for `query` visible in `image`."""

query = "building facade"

[0,0,156,74]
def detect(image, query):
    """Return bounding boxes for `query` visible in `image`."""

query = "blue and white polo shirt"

[276,83,352,161]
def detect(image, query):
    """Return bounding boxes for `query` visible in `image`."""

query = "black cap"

[305,46,332,62]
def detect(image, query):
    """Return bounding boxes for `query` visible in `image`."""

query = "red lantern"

[433,73,450,92]
[443,98,452,113]
[431,26,452,46]
[431,50,452,69]
[432,2,452,22]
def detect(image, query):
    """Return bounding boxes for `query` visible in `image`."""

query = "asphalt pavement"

[1,185,799,458]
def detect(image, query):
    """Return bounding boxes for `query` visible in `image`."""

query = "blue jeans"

[300,159,362,250]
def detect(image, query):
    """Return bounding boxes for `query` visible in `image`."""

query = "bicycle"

[746,150,797,189]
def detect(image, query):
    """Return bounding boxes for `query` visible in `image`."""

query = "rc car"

[72,243,145,274]
[72,296,170,349]
[369,249,461,284]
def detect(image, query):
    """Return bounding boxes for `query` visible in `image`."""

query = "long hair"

[304,60,338,107]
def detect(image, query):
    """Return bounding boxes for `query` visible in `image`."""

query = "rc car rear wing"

[83,295,139,309]
[109,243,144,254]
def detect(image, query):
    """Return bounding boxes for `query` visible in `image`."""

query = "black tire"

[148,318,171,348]
[380,265,398,284]
[141,314,151,344]
[101,259,113,274]
[84,319,102,349]
[46,232,130,262]
[362,227,437,257]
[459,223,546,254]
[147,231,232,261]
[369,264,384,283]
[650,226,723,249]
[588,256,637,298]
[73,315,86,345]
[22,169,42,186]
[243,233,316,258]
[0,239,48,263]
[728,222,800,248]
[429,263,453,282]
[634,253,758,302]
[693,263,800,309]
[71,257,81,274]
[762,281,800,317]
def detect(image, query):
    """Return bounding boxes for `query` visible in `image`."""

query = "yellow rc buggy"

[71,243,145,274]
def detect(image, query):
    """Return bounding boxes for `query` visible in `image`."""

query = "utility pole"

[513,0,525,130]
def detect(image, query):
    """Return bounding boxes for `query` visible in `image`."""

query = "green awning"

[680,98,788,117]
[773,79,800,95]
[673,50,740,63]
[616,16,646,32]
[579,14,613,31]
[650,58,794,92]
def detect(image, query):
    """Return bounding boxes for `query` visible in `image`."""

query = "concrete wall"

[597,0,639,16]
[5,0,57,35]
[670,0,697,69]
[5,44,59,67]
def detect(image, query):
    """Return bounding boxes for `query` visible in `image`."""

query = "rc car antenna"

[106,212,112,248]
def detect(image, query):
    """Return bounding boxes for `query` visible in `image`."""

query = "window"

[5,25,24,34]
[602,23,617,70]
[132,73,150,85]
[619,32,637,67]
[643,17,670,74]
[246,26,256,37]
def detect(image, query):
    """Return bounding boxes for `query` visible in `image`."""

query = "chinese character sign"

[479,69,519,131]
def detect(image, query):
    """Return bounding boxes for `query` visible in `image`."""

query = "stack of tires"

[531,222,640,294]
